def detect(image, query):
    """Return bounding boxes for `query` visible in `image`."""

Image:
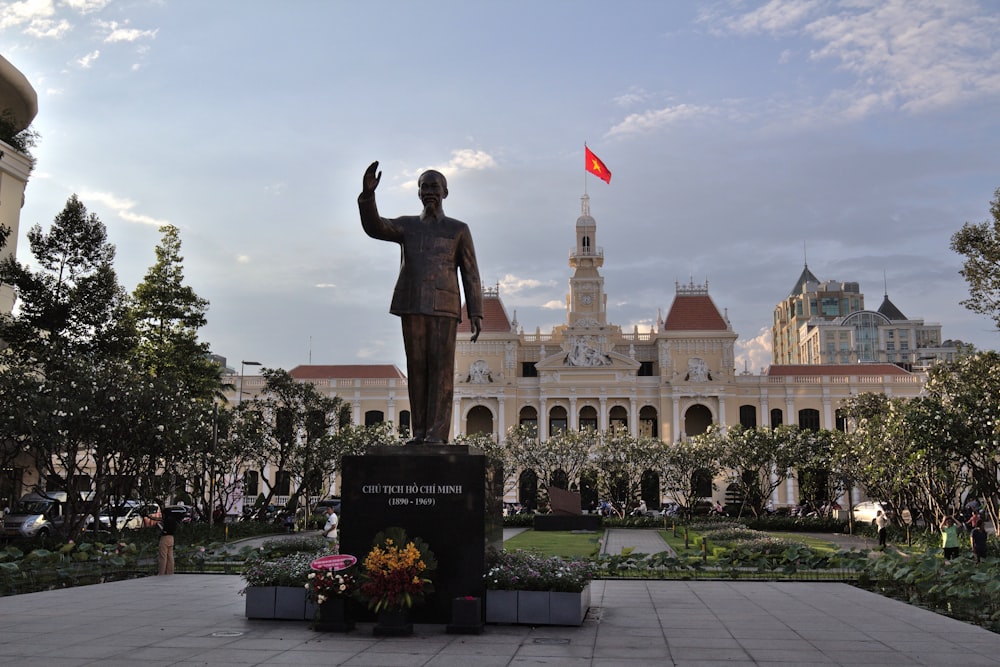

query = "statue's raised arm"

[362,161,381,195]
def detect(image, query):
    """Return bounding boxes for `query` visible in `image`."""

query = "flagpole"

[583,142,589,196]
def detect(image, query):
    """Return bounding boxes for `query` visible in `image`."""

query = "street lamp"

[238,360,262,403]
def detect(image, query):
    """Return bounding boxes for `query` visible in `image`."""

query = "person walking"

[941,516,961,563]
[322,505,339,553]
[970,522,988,564]
[875,510,890,550]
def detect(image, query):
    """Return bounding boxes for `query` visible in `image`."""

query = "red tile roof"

[766,364,912,376]
[662,295,728,331]
[462,293,511,334]
[289,364,406,380]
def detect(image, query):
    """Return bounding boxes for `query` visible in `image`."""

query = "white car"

[852,501,893,525]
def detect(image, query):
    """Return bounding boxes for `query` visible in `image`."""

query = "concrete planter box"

[550,585,591,626]
[487,585,590,626]
[485,589,517,623]
[245,586,277,619]
[245,586,315,620]
[275,586,313,620]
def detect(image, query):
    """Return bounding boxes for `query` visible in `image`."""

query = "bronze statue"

[359,161,483,444]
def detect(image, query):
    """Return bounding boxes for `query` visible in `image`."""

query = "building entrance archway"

[684,404,713,437]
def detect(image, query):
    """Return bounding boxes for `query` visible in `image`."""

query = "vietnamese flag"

[585,145,611,184]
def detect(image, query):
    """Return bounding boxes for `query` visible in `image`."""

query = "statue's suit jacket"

[359,193,483,322]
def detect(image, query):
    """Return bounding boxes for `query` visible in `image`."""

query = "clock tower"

[567,194,607,327]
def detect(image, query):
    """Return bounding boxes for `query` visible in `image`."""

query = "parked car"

[852,501,894,525]
[312,498,341,516]
[2,491,93,538]
[90,501,161,532]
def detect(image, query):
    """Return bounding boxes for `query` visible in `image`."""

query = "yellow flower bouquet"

[357,527,437,612]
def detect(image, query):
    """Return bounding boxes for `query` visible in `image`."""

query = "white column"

[717,394,727,428]
[672,396,681,441]
[497,392,506,443]
[629,395,638,434]
[760,397,770,427]
[453,397,461,439]
[599,396,608,433]
[569,393,578,431]
[539,394,548,441]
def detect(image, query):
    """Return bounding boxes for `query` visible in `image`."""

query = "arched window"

[364,410,384,426]
[518,470,538,511]
[519,406,538,436]
[684,404,712,437]
[549,405,568,436]
[466,405,493,436]
[243,470,259,496]
[609,405,628,433]
[639,406,658,438]
[398,410,411,437]
[739,405,757,428]
[798,408,820,431]
[579,405,598,432]
[770,408,783,427]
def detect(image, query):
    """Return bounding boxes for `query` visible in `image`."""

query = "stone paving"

[1,529,997,665]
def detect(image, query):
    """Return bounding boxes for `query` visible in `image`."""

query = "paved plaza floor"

[1,529,998,665]
[3,570,1000,665]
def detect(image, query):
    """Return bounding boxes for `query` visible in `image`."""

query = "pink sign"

[310,554,357,571]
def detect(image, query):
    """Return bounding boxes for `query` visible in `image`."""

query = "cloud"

[75,49,99,68]
[718,0,822,35]
[25,17,70,38]
[400,148,497,190]
[711,0,1000,117]
[607,104,714,136]
[735,326,773,375]
[613,87,650,107]
[314,283,336,288]
[79,190,168,227]
[99,20,158,43]
[498,274,551,296]
[542,300,564,310]
[0,0,55,30]
[236,255,251,264]
[62,0,111,14]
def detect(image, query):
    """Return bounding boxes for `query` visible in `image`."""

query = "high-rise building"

[772,264,957,368]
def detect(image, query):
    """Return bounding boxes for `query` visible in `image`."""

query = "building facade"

[0,54,38,316]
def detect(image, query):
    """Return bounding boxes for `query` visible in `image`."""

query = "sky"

[2,0,999,375]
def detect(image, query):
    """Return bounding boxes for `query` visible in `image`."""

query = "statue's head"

[418,170,448,206]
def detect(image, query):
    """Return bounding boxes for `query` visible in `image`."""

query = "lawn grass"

[503,530,602,558]
[766,532,840,554]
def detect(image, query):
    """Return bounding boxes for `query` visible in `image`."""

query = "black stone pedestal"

[340,446,494,624]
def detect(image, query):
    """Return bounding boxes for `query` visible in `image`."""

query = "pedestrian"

[322,505,339,553]
[158,504,183,576]
[970,522,988,564]
[940,516,961,563]
[875,509,890,549]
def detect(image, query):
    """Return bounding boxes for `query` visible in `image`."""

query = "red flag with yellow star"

[585,145,611,184]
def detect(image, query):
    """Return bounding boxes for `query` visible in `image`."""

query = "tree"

[951,186,1000,331]
[233,368,349,514]
[923,351,1000,528]
[658,435,723,516]
[592,432,664,515]
[132,224,219,400]
[0,195,134,360]
[714,424,809,517]
[0,196,135,534]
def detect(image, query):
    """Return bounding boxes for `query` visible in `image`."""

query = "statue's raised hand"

[363,161,382,194]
